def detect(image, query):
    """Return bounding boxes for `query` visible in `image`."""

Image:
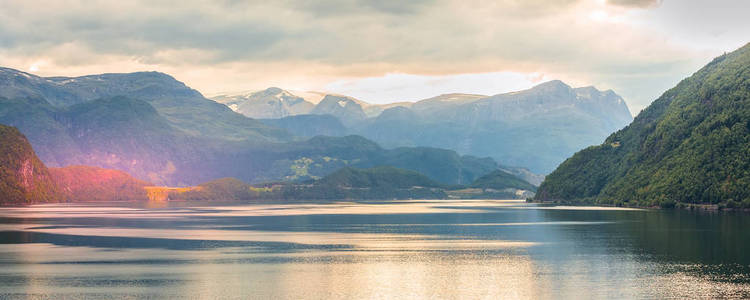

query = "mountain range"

[216,81,633,174]
[0,67,513,187]
[0,123,535,205]
[535,42,750,208]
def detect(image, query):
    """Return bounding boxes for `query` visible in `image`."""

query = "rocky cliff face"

[0,124,61,205]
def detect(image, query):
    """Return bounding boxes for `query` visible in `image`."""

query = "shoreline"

[528,199,750,212]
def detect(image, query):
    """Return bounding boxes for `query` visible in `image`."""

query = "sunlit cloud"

[0,0,747,114]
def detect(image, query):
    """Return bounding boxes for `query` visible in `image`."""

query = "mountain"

[0,121,527,204]
[409,93,486,116]
[212,87,315,119]
[0,67,290,142]
[0,95,211,185]
[0,124,149,205]
[354,80,632,173]
[0,67,507,186]
[261,135,499,185]
[470,169,537,192]
[261,114,347,138]
[3,95,496,185]
[310,95,368,126]
[0,124,62,205]
[280,166,447,200]
[50,166,151,202]
[535,42,750,208]
[498,165,545,186]
[315,166,442,188]
[362,101,414,118]
[230,83,632,174]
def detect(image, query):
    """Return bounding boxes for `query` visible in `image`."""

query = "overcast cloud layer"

[1,0,748,113]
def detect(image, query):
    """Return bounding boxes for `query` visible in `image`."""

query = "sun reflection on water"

[1,200,749,299]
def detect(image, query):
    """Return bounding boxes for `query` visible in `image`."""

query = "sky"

[0,0,748,114]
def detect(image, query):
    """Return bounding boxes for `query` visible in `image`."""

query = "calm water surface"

[1,199,749,299]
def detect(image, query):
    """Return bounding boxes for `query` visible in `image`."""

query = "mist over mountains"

[215,80,633,173]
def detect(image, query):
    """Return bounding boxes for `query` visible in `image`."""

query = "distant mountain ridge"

[0,67,513,186]
[240,80,632,173]
[211,88,420,121]
[212,87,315,119]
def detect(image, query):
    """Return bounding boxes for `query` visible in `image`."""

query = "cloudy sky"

[1,0,748,114]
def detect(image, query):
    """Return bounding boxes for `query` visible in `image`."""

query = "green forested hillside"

[470,170,537,192]
[169,166,447,201]
[536,42,750,208]
[0,125,61,205]
[168,166,536,202]
[314,166,442,189]
[281,166,447,200]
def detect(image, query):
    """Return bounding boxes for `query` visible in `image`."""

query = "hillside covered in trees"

[0,124,61,205]
[162,166,536,201]
[535,42,750,208]
[0,123,535,205]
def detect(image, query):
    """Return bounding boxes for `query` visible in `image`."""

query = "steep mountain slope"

[0,67,289,142]
[212,87,315,119]
[0,96,211,185]
[0,124,61,205]
[355,81,632,173]
[536,42,750,207]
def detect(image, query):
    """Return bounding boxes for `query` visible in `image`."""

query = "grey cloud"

[0,0,593,66]
[0,0,746,113]
[292,0,436,16]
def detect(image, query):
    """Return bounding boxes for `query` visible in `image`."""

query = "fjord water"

[1,200,749,299]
